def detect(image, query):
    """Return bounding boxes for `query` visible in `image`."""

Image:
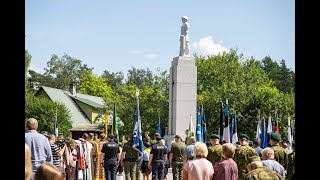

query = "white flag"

[267,116,273,134]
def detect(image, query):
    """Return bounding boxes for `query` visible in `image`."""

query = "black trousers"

[104,160,118,180]
[151,161,164,180]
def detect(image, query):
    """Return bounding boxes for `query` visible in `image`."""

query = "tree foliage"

[196,49,295,139]
[25,49,31,91]
[29,54,93,90]
[109,68,169,136]
[78,71,113,102]
[101,70,124,91]
[25,93,72,136]
[25,50,294,140]
[261,56,295,93]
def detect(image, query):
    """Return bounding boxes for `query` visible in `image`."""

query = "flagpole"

[55,103,58,138]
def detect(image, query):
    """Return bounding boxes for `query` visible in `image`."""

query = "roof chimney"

[68,83,76,96]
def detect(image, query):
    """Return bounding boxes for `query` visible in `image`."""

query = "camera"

[56,138,69,148]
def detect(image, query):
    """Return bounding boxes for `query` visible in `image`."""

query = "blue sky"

[26,1,295,77]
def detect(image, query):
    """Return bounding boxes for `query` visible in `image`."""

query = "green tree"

[261,56,294,93]
[29,53,93,90]
[115,69,169,136]
[25,93,72,136]
[195,49,295,139]
[25,49,31,92]
[78,71,113,101]
[101,70,124,91]
[126,67,154,89]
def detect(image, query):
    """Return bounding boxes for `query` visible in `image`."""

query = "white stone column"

[165,56,197,149]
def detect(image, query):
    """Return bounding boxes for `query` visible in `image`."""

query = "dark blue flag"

[133,96,143,155]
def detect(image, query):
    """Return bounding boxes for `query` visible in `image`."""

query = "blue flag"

[260,117,268,148]
[200,103,207,143]
[231,112,238,145]
[133,97,143,155]
[196,105,202,142]
[54,105,58,137]
[156,116,161,135]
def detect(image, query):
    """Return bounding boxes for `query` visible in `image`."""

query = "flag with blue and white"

[133,96,143,155]
[54,105,58,137]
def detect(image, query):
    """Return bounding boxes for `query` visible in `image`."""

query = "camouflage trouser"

[136,161,141,180]
[124,161,136,180]
[172,161,183,180]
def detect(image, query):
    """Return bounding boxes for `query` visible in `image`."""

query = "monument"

[164,16,197,149]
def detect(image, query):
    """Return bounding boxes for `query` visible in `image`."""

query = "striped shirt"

[50,143,61,168]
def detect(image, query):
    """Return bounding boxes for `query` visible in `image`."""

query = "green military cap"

[210,133,220,139]
[239,134,250,141]
[270,132,281,142]
[247,155,261,164]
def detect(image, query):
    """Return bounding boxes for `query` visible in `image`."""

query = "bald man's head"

[26,118,38,130]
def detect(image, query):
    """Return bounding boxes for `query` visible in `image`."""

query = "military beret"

[108,134,115,138]
[270,132,281,142]
[156,136,162,140]
[210,133,220,139]
[247,155,261,164]
[239,134,250,141]
[174,135,181,138]
[154,132,160,137]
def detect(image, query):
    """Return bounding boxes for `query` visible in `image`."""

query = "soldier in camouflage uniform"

[269,132,289,172]
[144,131,151,144]
[286,140,295,180]
[234,134,259,180]
[169,135,186,180]
[151,132,160,145]
[245,155,285,180]
[206,134,223,166]
[120,133,139,180]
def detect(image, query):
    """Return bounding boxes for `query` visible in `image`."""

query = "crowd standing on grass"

[25,118,295,180]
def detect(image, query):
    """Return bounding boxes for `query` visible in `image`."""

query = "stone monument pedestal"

[164,56,197,150]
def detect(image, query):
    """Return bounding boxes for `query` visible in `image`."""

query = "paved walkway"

[117,168,173,180]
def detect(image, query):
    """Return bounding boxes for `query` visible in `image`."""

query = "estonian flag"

[219,100,224,140]
[222,99,230,143]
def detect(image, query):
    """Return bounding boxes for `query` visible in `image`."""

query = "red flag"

[274,110,280,134]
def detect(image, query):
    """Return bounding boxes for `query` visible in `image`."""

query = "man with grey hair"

[261,147,286,177]
[183,136,196,166]
[25,118,53,178]
[245,155,284,180]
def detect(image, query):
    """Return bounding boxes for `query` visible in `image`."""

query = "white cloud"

[129,50,143,55]
[191,36,229,56]
[129,49,159,60]
[144,53,159,60]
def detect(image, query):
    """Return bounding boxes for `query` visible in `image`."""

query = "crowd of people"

[25,117,295,180]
